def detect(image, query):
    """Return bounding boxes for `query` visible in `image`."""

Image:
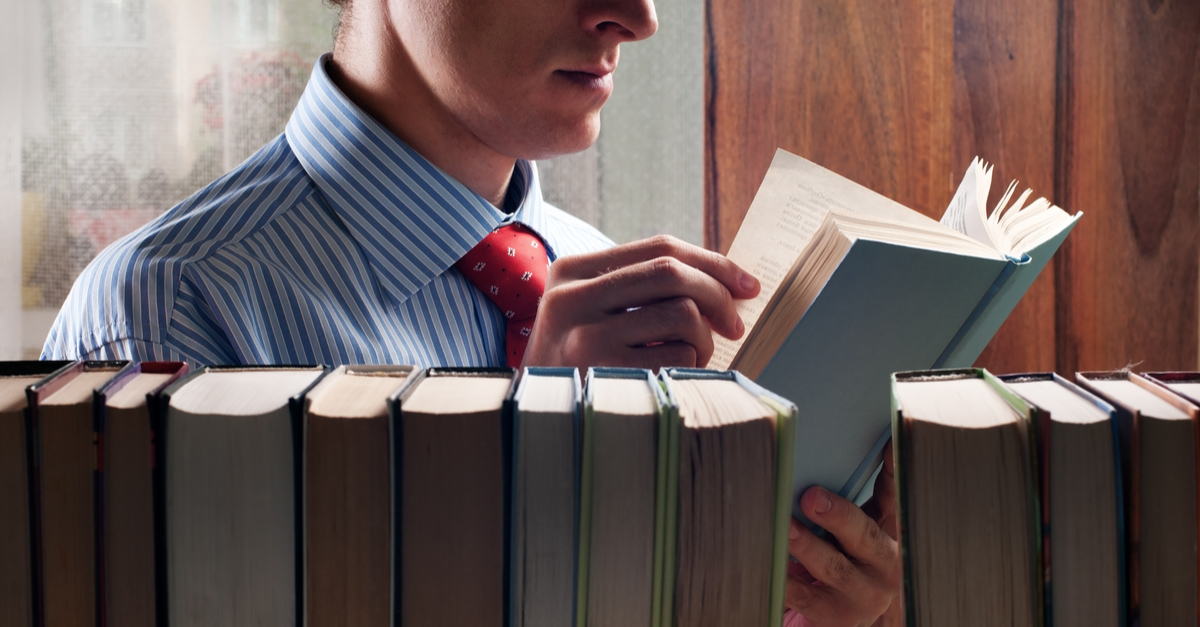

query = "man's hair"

[326,0,349,45]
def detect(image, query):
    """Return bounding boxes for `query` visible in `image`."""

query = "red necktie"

[455,223,550,367]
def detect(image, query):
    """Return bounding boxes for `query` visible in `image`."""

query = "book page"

[710,150,940,370]
[939,157,994,247]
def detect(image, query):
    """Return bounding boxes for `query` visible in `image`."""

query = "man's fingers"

[614,342,700,370]
[784,574,838,617]
[545,319,702,370]
[788,519,869,593]
[800,486,897,571]
[557,257,743,340]
[617,297,716,365]
[551,234,760,299]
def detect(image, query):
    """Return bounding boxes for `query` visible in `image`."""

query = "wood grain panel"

[951,0,1060,373]
[706,0,1200,374]
[1054,0,1200,373]
[705,0,955,254]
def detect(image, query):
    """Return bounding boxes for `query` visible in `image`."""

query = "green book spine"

[649,374,670,627]
[763,395,797,627]
[575,399,596,627]
[657,381,681,627]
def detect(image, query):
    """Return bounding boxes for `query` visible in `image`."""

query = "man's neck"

[326,31,515,208]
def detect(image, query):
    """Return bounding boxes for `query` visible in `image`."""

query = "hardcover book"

[94,361,188,627]
[659,368,797,627]
[28,360,127,627]
[301,364,418,627]
[0,360,72,627]
[396,367,517,627]
[709,149,1079,521]
[892,368,1039,627]
[1076,371,1199,627]
[576,368,668,627]
[1001,372,1124,627]
[510,367,581,627]
[155,365,327,627]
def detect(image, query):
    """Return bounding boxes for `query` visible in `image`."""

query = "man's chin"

[507,117,601,161]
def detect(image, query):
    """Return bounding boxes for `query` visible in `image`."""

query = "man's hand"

[523,235,760,369]
[786,444,901,627]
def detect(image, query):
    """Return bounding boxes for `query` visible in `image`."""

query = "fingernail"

[738,270,757,292]
[735,316,745,336]
[789,520,800,541]
[814,487,832,515]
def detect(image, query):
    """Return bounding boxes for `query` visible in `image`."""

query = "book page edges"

[936,214,1080,369]
[660,369,796,627]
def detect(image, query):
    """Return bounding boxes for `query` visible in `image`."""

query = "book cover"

[712,149,1078,519]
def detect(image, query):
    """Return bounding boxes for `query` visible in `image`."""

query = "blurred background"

[0,0,704,358]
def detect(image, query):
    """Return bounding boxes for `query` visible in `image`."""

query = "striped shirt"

[42,54,614,367]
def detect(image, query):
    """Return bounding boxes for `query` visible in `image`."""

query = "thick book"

[1001,373,1124,627]
[0,360,72,627]
[892,368,1039,627]
[94,362,188,627]
[302,364,419,627]
[576,368,669,627]
[396,367,517,627]
[709,149,1080,516]
[155,365,327,627]
[1076,371,1200,627]
[27,360,127,627]
[659,368,797,627]
[510,367,581,627]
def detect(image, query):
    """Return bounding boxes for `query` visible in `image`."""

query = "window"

[2,0,702,358]
[83,0,148,45]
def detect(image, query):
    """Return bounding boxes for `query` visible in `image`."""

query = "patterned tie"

[455,223,550,367]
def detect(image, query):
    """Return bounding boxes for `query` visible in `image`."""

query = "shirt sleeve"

[69,337,200,366]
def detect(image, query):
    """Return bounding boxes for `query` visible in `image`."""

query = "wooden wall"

[705,0,1200,374]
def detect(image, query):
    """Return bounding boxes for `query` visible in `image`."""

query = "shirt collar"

[285,54,557,305]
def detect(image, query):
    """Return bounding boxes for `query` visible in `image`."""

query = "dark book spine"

[150,388,171,627]
[94,395,107,627]
[25,399,44,627]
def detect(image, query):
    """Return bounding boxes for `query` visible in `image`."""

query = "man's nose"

[581,0,659,43]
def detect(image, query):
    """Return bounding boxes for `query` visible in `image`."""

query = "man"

[44,0,899,622]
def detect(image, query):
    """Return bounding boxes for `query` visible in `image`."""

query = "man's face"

[389,0,657,160]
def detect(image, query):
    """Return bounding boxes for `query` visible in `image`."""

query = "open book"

[708,149,1080,521]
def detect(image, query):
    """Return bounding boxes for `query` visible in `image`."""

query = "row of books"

[0,360,796,627]
[894,368,1200,627]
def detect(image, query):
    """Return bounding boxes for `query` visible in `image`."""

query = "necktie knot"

[455,223,550,367]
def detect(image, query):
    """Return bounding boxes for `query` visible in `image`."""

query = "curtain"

[0,0,702,359]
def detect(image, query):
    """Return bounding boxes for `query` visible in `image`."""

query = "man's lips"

[554,69,614,90]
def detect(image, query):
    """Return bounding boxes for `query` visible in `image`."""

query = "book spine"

[931,259,1022,369]
[890,377,918,627]
[25,394,44,627]
[24,361,84,627]
[94,394,106,627]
